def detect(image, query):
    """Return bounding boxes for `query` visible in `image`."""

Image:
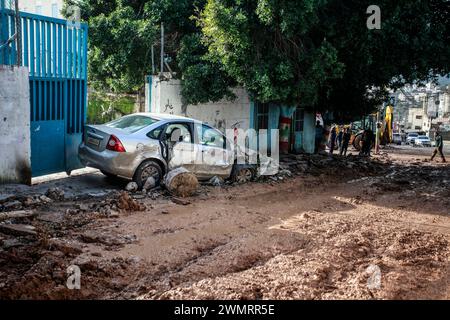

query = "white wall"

[19,0,64,18]
[148,76,252,133]
[0,66,31,184]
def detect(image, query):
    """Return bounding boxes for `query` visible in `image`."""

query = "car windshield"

[105,115,159,133]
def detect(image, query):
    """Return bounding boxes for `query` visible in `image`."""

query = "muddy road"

[0,148,449,300]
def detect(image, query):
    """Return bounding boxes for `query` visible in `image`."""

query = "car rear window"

[105,115,159,133]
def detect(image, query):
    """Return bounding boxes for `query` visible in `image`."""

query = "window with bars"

[294,107,304,131]
[257,103,269,130]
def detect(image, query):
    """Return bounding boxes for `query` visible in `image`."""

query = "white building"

[19,0,64,18]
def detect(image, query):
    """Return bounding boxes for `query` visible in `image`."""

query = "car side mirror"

[210,136,215,143]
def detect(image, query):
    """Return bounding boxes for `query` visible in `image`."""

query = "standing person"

[359,130,367,156]
[340,127,351,156]
[337,126,343,151]
[329,126,337,155]
[431,131,446,162]
[365,128,374,156]
[315,120,324,153]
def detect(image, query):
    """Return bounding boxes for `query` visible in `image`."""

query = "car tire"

[100,170,117,178]
[231,165,256,184]
[134,160,163,189]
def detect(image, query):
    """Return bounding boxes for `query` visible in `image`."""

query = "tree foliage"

[64,0,449,118]
[201,0,449,117]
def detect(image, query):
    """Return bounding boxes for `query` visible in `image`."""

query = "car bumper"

[78,143,137,179]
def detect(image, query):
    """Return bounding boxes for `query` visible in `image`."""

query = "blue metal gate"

[0,6,88,176]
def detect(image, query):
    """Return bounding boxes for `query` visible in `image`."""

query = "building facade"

[145,75,316,154]
[19,0,64,18]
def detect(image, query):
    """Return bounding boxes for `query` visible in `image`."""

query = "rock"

[208,176,223,186]
[109,211,119,218]
[2,200,22,211]
[76,203,89,211]
[48,238,83,255]
[0,224,37,237]
[22,197,35,207]
[171,197,191,206]
[37,213,64,224]
[161,210,169,214]
[1,238,25,249]
[45,187,65,201]
[39,195,53,203]
[125,182,139,192]
[143,177,157,190]
[116,192,146,211]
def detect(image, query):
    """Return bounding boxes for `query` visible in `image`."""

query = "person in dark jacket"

[315,121,324,153]
[337,126,344,150]
[431,131,446,162]
[340,128,351,156]
[329,126,337,155]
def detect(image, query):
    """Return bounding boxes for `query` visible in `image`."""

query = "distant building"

[19,0,64,19]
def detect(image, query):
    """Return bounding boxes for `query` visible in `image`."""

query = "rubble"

[45,187,65,201]
[171,197,191,206]
[0,210,35,222]
[208,176,223,186]
[125,182,139,192]
[116,192,145,212]
[143,177,157,190]
[0,224,37,237]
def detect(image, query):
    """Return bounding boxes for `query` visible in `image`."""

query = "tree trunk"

[164,167,199,198]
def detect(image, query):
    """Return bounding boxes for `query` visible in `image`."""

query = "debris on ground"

[125,182,139,193]
[0,224,37,237]
[116,192,146,212]
[171,197,191,206]
[143,177,157,191]
[208,176,223,187]
[45,187,65,201]
[164,167,199,198]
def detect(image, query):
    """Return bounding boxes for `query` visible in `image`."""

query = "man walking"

[431,131,446,162]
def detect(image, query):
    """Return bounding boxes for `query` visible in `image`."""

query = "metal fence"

[0,3,88,176]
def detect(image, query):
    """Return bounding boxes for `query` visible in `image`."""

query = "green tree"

[63,0,233,100]
[201,0,449,119]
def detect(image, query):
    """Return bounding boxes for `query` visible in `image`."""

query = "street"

[0,145,448,299]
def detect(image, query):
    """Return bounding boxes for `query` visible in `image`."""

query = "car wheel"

[134,160,163,189]
[100,170,117,178]
[232,165,255,184]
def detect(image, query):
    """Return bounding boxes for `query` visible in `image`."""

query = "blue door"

[1,7,88,176]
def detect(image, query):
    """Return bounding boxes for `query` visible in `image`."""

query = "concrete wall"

[302,111,316,154]
[0,66,31,184]
[147,76,251,132]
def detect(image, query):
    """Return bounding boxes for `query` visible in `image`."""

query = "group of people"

[328,125,352,156]
[315,120,446,162]
[315,121,351,156]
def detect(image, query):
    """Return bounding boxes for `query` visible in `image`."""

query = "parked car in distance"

[392,133,402,145]
[414,135,432,147]
[406,132,419,145]
[78,113,261,188]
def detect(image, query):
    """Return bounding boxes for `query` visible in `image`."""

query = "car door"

[195,123,234,179]
[161,122,197,172]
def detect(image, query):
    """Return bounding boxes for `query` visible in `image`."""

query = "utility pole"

[160,22,164,77]
[14,0,22,66]
[151,45,155,74]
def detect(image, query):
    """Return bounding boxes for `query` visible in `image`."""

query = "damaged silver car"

[78,113,260,188]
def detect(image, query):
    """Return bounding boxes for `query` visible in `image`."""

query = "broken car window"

[106,115,159,134]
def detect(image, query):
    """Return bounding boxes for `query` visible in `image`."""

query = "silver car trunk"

[84,125,128,152]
